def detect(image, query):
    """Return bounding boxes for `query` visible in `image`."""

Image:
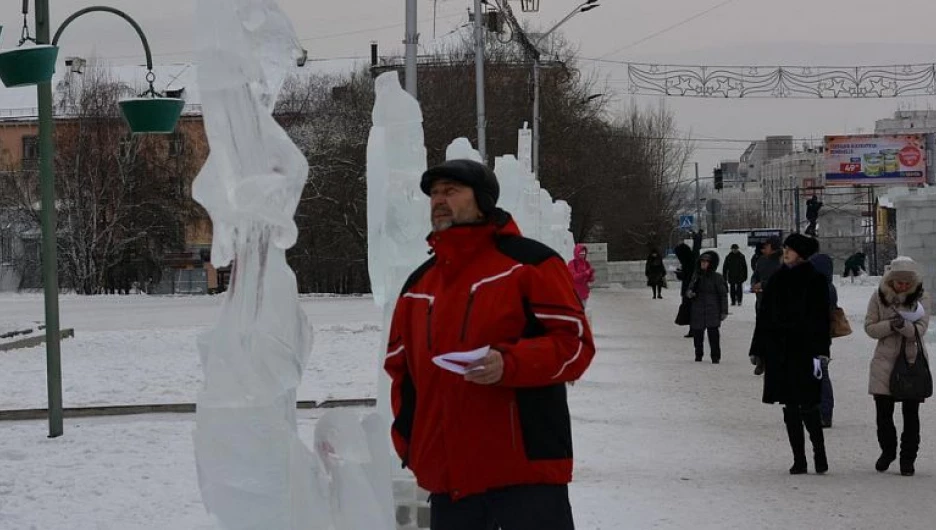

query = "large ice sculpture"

[192,1,391,529]
[367,71,430,451]
[367,72,432,528]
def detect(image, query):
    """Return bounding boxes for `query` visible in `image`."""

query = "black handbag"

[675,299,691,326]
[890,327,933,401]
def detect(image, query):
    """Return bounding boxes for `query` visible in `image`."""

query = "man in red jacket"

[384,159,596,530]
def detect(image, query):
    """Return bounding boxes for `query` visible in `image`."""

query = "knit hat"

[420,159,500,215]
[884,256,923,285]
[730,244,739,250]
[783,233,819,259]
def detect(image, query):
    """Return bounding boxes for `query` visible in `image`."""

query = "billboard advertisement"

[824,134,926,186]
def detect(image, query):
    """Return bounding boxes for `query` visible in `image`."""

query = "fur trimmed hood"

[879,256,924,308]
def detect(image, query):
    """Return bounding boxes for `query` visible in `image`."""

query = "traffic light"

[713,168,724,190]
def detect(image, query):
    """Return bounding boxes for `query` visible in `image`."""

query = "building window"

[22,135,39,161]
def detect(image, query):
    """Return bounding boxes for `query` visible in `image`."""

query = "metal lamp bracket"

[51,6,161,96]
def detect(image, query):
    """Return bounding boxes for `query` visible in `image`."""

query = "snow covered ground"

[2,283,936,529]
[0,295,380,409]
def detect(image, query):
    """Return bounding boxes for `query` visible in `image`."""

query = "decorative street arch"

[621,62,936,99]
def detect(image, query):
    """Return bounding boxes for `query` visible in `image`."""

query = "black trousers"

[875,396,921,461]
[651,284,663,298]
[430,484,574,530]
[692,327,721,361]
[729,283,743,305]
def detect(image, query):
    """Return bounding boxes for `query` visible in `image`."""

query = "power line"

[596,0,740,59]
[92,10,467,62]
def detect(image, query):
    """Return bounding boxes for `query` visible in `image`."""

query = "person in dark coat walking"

[751,236,783,313]
[722,244,749,306]
[810,253,839,428]
[674,243,698,338]
[674,243,696,297]
[749,234,831,475]
[687,251,729,363]
[646,249,667,299]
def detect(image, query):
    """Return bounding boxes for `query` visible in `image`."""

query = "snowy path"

[2,287,935,528]
[574,286,935,529]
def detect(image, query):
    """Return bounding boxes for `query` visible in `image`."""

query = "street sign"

[679,215,694,230]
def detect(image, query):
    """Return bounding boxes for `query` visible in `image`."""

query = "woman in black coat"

[646,249,667,299]
[749,234,831,475]
[687,251,729,363]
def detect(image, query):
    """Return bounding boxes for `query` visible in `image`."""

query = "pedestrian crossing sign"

[679,215,694,230]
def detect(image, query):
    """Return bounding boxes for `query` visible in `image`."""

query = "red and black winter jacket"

[384,211,596,500]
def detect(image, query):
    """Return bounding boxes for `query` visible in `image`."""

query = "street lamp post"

[35,0,62,439]
[1,2,181,438]
[530,0,599,177]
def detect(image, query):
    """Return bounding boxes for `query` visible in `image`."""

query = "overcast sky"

[4,0,936,177]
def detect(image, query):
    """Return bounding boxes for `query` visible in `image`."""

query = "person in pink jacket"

[568,244,595,306]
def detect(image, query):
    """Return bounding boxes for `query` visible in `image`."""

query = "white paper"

[898,302,925,323]
[432,346,491,375]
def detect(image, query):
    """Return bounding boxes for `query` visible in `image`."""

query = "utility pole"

[474,0,487,161]
[695,162,701,232]
[532,56,540,175]
[793,185,801,234]
[404,0,418,97]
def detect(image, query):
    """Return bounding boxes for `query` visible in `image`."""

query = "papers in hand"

[432,346,490,375]
[898,302,925,323]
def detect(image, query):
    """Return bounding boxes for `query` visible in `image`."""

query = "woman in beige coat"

[864,257,931,476]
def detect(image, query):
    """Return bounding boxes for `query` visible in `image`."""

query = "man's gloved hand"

[812,358,823,380]
[751,355,765,375]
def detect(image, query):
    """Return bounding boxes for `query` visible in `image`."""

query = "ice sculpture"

[490,132,574,261]
[367,72,433,528]
[192,1,391,529]
[367,71,430,445]
[445,137,483,163]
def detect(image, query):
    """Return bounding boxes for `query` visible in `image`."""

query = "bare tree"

[0,64,198,294]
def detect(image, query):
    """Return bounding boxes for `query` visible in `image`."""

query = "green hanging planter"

[0,45,59,88]
[119,97,185,134]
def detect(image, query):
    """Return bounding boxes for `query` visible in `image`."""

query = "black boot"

[783,407,808,474]
[900,427,920,477]
[803,407,828,474]
[708,328,721,364]
[692,330,704,362]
